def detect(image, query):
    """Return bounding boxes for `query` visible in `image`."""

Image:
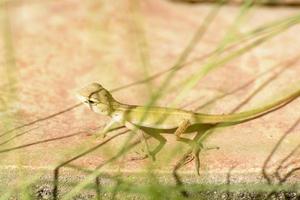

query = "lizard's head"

[77,82,117,115]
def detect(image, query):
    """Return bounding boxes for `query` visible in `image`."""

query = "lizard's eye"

[86,99,97,105]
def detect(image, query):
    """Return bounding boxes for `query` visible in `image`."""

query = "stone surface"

[0,0,299,185]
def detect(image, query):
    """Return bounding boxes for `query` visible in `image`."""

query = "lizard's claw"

[180,148,201,175]
[182,153,194,166]
[91,133,107,143]
[129,150,156,162]
[94,131,107,139]
[129,154,149,161]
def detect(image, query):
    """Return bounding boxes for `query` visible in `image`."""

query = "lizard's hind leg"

[174,122,219,175]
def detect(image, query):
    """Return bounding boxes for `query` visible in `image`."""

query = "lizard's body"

[77,83,299,129]
[77,82,300,171]
[109,104,273,129]
[111,104,193,129]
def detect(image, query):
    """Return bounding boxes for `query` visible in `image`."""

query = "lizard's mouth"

[76,94,88,103]
[76,95,96,111]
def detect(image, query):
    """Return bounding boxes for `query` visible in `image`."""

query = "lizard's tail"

[194,88,300,124]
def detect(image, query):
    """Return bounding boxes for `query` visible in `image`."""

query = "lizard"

[77,82,300,171]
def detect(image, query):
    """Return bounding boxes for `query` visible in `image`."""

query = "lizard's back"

[121,105,195,129]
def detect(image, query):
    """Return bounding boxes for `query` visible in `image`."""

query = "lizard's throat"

[91,104,119,116]
[90,106,109,115]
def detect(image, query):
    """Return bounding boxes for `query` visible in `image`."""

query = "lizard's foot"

[92,131,107,140]
[129,149,156,161]
[99,132,107,139]
[149,151,156,161]
[129,154,149,161]
[129,153,156,161]
[185,142,220,175]
[180,147,201,175]
[182,153,195,166]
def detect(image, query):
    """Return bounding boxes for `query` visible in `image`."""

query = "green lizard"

[77,82,300,167]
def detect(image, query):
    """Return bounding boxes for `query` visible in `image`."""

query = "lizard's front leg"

[95,120,119,138]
